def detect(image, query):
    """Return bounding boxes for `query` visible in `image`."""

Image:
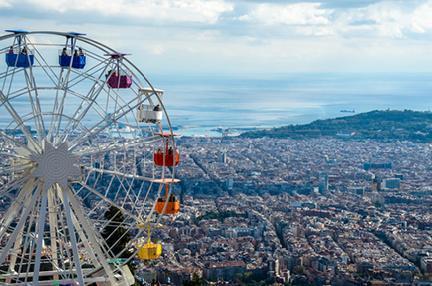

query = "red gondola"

[153,133,180,167]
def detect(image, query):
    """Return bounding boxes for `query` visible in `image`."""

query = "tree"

[101,205,132,258]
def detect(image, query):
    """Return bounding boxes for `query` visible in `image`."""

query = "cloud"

[410,1,432,33]
[0,0,10,8]
[240,0,383,9]
[338,1,432,38]
[20,0,234,24]
[0,0,431,74]
[239,3,332,26]
[238,1,432,39]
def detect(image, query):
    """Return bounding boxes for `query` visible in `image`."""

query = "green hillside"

[241,110,432,142]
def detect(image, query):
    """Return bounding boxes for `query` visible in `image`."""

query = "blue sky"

[1,0,432,75]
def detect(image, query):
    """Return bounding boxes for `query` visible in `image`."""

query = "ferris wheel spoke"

[26,41,58,84]
[68,95,145,151]
[0,88,46,124]
[81,165,155,184]
[63,70,156,149]
[22,41,46,141]
[66,57,111,88]
[47,188,60,281]
[63,186,120,283]
[0,173,31,198]
[59,61,113,142]
[68,208,101,268]
[13,199,38,284]
[53,185,84,285]
[71,181,139,222]
[0,131,36,155]
[0,162,32,176]
[33,183,48,283]
[138,183,164,224]
[74,135,160,157]
[0,177,33,226]
[25,38,60,84]
[0,85,27,100]
[0,180,40,266]
[83,165,146,215]
[48,68,65,143]
[0,65,20,82]
[23,69,46,141]
[0,151,29,159]
[52,58,110,146]
[0,90,41,151]
[55,195,75,280]
[49,63,76,144]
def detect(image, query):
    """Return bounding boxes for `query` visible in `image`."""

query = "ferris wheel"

[0,30,181,285]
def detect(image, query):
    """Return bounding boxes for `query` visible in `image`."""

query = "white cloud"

[239,3,332,26]
[0,0,11,8]
[0,0,431,73]
[410,1,432,33]
[24,0,234,24]
[240,1,432,38]
[341,1,432,38]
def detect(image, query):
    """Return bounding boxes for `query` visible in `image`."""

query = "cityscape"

[134,136,432,285]
[0,0,432,285]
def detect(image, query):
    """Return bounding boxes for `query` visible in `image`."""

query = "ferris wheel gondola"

[0,30,182,285]
[59,33,86,69]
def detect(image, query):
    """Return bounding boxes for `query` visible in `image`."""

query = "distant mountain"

[241,110,432,142]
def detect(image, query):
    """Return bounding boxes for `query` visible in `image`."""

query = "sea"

[153,72,432,137]
[2,72,432,137]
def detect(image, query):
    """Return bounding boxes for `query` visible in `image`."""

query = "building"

[319,172,329,194]
[219,150,228,164]
[364,162,392,171]
[421,257,432,274]
[383,178,401,190]
[203,261,246,282]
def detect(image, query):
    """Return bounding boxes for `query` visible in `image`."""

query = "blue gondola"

[59,55,86,69]
[5,53,34,68]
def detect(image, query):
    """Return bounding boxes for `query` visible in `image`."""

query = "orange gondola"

[155,184,180,215]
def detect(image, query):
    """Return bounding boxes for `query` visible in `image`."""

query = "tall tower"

[319,172,329,194]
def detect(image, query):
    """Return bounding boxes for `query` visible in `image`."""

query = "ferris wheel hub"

[31,141,81,190]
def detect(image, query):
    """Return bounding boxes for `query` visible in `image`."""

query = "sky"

[0,0,432,75]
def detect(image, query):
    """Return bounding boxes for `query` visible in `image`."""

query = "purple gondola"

[106,52,133,88]
[107,73,132,88]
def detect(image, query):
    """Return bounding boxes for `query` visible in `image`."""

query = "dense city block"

[141,137,432,285]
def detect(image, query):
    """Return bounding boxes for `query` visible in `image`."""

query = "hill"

[240,110,432,142]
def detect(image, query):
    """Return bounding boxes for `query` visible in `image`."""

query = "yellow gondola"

[137,225,162,260]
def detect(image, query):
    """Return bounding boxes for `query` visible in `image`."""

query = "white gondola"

[137,104,163,123]
[138,88,164,123]
[140,87,164,97]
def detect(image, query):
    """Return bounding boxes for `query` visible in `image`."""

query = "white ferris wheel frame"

[0,30,180,285]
